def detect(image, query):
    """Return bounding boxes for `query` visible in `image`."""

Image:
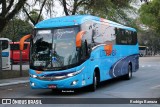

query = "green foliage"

[139,0,160,33]
[0,18,33,41]
[25,9,43,24]
[77,0,138,29]
[0,0,27,33]
[138,29,160,54]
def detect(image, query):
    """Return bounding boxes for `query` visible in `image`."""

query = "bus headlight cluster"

[30,74,37,78]
[67,67,85,77]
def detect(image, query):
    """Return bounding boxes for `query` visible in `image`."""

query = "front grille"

[37,75,67,81]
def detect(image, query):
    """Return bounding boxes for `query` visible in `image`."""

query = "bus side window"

[115,28,122,44]
[132,32,137,45]
[80,39,89,60]
[126,31,132,44]
[80,21,93,55]
[116,29,137,45]
[2,40,8,50]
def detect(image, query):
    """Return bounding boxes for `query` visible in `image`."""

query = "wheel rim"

[128,66,132,78]
[94,76,97,90]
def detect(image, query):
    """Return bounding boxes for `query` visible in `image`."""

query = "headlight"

[67,67,85,77]
[54,75,66,79]
[30,74,37,78]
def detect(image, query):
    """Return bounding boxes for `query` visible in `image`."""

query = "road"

[0,56,160,106]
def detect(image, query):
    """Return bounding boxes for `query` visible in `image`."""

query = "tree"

[59,0,137,26]
[139,0,160,33]
[25,9,44,25]
[23,0,54,25]
[138,29,160,55]
[0,18,33,41]
[0,0,27,33]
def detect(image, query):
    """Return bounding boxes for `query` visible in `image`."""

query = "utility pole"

[11,19,15,70]
[20,50,22,76]
[0,40,2,71]
[0,40,2,79]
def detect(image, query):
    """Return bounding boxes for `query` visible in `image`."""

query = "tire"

[51,89,59,93]
[124,64,132,80]
[90,72,97,92]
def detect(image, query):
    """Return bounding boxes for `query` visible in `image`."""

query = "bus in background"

[20,15,139,91]
[139,46,148,57]
[10,42,30,64]
[0,38,10,69]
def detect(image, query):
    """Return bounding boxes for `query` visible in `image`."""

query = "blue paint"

[35,15,136,32]
[30,15,139,89]
[35,15,100,28]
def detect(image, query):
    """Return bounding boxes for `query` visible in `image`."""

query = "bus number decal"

[105,49,116,56]
[112,49,116,56]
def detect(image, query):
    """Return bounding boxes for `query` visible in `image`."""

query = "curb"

[0,80,29,87]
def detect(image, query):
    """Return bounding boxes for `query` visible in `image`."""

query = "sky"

[39,0,144,19]
[18,0,145,23]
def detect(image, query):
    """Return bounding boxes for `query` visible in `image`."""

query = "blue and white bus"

[20,15,139,91]
[0,38,10,69]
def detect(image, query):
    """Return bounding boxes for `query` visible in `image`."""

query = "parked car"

[10,42,30,64]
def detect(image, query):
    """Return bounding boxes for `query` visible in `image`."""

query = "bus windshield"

[30,26,80,71]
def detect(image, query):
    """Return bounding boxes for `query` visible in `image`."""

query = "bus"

[0,38,10,69]
[10,42,30,64]
[139,46,148,57]
[20,15,139,91]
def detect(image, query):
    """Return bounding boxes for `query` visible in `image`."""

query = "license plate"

[48,85,57,89]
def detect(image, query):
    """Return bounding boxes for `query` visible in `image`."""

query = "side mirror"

[20,34,31,50]
[76,31,86,48]
[104,44,113,56]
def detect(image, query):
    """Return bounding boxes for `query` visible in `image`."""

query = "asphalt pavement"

[0,56,160,107]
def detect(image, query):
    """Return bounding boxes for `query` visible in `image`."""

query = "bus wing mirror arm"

[20,34,31,51]
[76,31,86,48]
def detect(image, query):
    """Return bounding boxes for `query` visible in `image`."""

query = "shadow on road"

[35,76,134,96]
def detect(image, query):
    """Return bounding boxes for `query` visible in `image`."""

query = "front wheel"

[124,64,132,80]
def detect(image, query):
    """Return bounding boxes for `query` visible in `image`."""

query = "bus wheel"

[90,72,97,92]
[51,89,59,93]
[124,64,132,80]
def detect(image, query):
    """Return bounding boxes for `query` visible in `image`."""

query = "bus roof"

[35,15,136,31]
[10,42,30,44]
[0,38,11,41]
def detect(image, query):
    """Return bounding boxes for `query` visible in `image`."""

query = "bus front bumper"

[29,73,87,89]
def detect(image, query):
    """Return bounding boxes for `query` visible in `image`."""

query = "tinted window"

[115,28,137,45]
[1,40,8,50]
[11,44,28,50]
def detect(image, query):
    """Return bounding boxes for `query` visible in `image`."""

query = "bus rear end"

[10,42,30,63]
